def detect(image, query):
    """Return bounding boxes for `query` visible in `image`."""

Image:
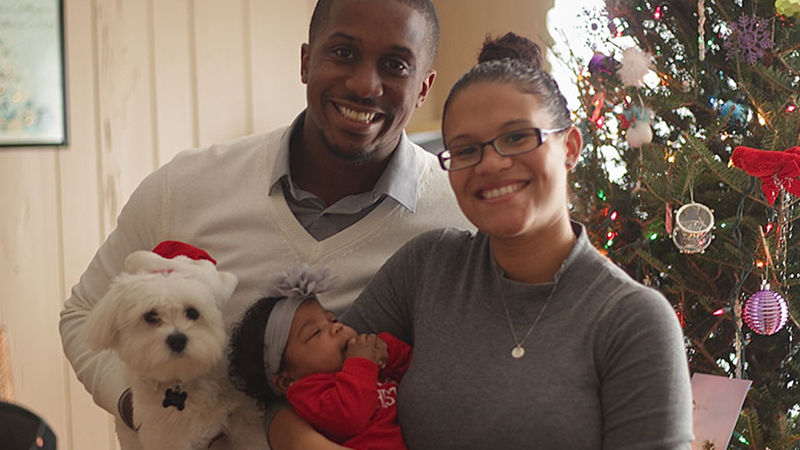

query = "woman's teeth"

[337,105,376,123]
[482,183,525,199]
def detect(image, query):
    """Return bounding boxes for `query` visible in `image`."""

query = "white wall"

[0,1,552,448]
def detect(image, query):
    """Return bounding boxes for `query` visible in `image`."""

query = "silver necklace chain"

[494,265,555,359]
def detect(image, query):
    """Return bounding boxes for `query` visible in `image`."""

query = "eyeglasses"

[437,126,569,171]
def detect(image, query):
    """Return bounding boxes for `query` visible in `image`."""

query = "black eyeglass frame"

[437,126,571,171]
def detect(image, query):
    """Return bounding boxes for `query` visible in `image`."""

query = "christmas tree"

[560,0,800,447]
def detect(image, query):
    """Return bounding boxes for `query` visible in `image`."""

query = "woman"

[272,33,693,449]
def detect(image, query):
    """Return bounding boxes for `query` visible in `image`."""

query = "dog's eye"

[186,307,200,321]
[143,310,159,324]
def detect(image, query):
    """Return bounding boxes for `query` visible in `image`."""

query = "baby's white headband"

[262,265,335,386]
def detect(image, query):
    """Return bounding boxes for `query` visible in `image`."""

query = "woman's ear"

[563,126,583,170]
[271,372,294,395]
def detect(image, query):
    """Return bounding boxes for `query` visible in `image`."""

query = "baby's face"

[282,299,357,379]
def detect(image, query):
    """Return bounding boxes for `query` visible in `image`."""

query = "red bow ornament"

[731,146,800,205]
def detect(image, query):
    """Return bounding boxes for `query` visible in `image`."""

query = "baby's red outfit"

[286,332,412,450]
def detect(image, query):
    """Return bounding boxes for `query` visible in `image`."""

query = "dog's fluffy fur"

[85,250,265,449]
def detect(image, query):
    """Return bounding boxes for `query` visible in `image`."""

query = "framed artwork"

[0,0,67,147]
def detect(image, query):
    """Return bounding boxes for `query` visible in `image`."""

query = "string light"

[787,104,797,113]
[649,233,659,240]
[595,116,605,128]
[654,6,662,19]
[713,308,726,316]
[610,211,619,221]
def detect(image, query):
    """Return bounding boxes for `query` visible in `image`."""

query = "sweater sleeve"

[377,332,412,382]
[596,287,694,449]
[59,165,167,417]
[286,358,380,443]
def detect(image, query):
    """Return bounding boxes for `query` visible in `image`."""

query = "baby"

[228,266,410,449]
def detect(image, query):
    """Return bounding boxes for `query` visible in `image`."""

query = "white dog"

[85,242,265,450]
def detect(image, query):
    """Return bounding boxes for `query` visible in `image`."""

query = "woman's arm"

[269,408,349,450]
[598,288,693,448]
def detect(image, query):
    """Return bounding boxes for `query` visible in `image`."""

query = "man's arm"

[59,167,165,420]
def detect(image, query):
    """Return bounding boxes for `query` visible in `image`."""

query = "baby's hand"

[345,333,388,368]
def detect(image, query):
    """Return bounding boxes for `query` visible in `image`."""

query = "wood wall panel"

[152,0,196,165]
[194,0,249,146]
[0,150,67,443]
[58,0,118,448]
[95,0,156,236]
[248,0,311,132]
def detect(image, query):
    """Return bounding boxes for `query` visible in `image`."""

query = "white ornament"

[671,203,715,254]
[626,121,653,148]
[618,47,654,87]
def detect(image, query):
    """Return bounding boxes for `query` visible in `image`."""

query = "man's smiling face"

[300,0,435,163]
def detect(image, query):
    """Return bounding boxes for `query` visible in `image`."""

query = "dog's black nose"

[166,332,187,353]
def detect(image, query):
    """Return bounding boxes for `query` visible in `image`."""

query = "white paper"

[691,373,751,449]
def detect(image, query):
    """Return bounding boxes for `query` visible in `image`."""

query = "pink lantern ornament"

[742,280,788,335]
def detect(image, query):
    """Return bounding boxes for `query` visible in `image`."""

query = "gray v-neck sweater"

[345,223,693,449]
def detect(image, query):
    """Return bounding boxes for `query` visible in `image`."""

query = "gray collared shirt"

[268,113,419,241]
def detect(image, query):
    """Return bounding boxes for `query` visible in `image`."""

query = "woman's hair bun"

[477,32,542,69]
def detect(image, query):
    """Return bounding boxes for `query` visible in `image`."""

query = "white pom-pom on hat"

[618,47,654,87]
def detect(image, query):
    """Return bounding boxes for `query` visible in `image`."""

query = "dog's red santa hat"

[151,240,218,265]
[122,241,237,308]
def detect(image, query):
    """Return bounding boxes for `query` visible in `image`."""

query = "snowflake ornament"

[617,47,653,87]
[776,0,800,18]
[722,15,773,64]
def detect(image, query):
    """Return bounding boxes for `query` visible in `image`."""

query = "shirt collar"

[268,111,419,212]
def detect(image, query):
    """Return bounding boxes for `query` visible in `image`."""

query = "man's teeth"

[483,183,524,199]
[338,105,376,123]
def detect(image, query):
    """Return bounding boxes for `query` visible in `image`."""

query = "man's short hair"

[308,0,440,67]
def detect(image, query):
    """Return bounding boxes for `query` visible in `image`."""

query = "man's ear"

[271,372,294,395]
[564,126,583,170]
[415,70,436,108]
[300,43,310,84]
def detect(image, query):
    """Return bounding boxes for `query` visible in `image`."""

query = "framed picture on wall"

[0,0,67,147]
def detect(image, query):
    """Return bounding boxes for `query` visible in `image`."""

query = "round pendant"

[511,345,525,359]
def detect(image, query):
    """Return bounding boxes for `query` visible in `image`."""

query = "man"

[60,0,469,446]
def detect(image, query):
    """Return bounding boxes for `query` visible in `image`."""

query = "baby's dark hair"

[228,297,285,409]
[442,32,571,131]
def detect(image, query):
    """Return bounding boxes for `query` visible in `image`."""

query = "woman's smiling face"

[442,81,581,240]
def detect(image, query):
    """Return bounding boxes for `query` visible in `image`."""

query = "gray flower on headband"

[265,264,335,300]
